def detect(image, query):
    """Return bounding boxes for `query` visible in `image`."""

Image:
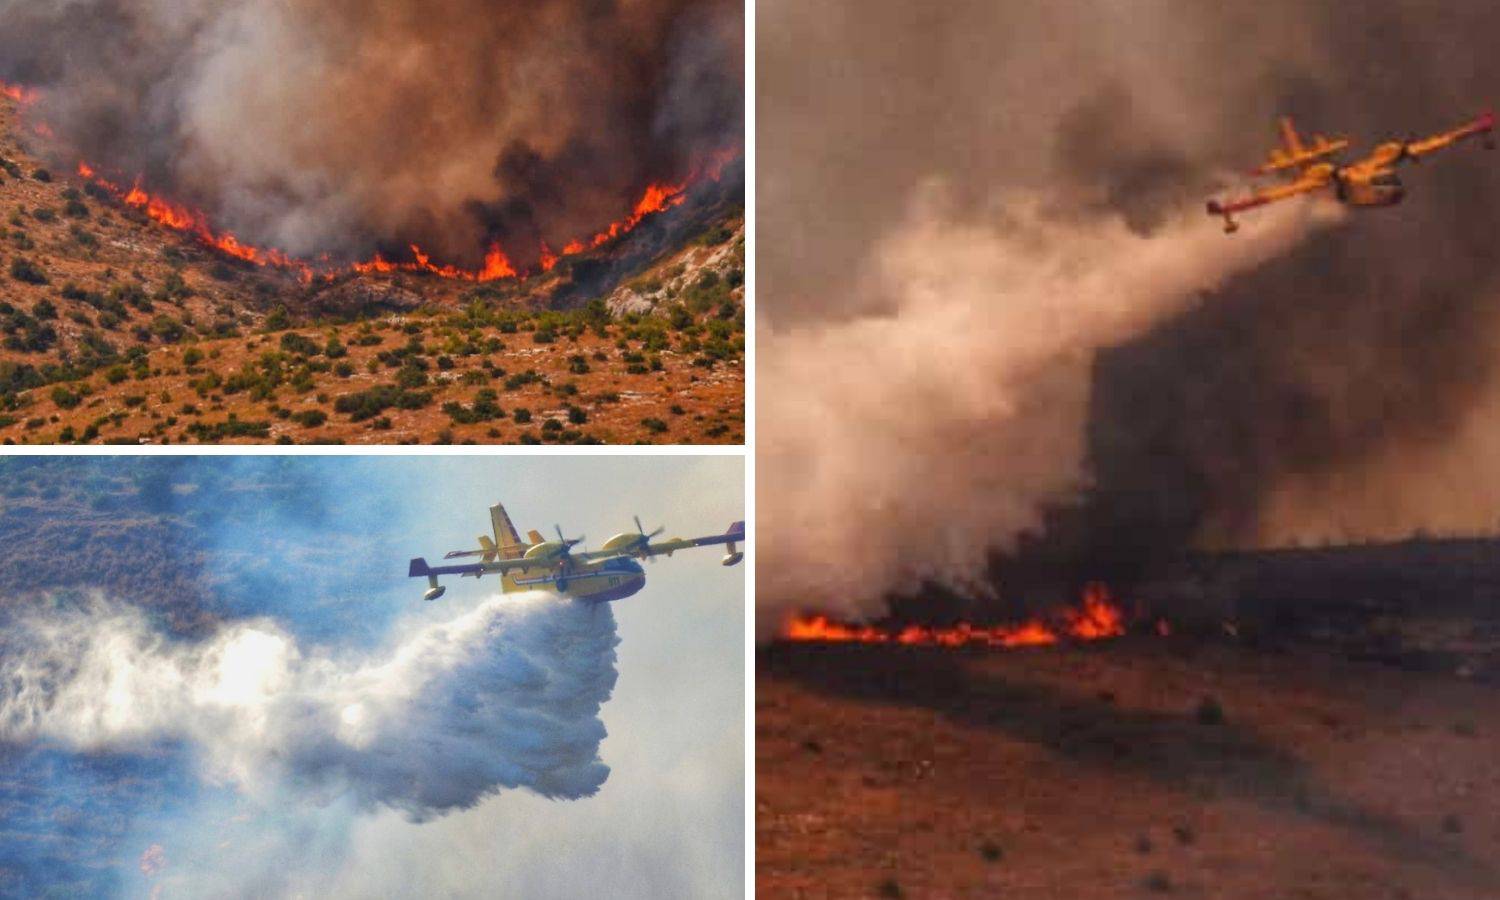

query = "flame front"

[2,74,739,284]
[781,583,1131,649]
[77,161,715,284]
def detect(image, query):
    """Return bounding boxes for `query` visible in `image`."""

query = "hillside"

[0,94,744,445]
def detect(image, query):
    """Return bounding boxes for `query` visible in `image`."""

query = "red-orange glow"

[64,144,741,281]
[0,81,37,105]
[1063,582,1127,640]
[781,583,1137,650]
[477,244,517,281]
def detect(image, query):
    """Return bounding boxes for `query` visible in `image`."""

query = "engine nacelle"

[423,585,447,602]
[600,533,643,553]
[524,540,568,560]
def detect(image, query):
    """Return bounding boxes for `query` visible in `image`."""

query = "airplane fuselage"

[507,556,647,603]
[1339,169,1405,207]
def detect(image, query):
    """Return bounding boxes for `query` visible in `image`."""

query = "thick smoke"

[0,0,742,268]
[758,0,1500,624]
[759,189,1338,625]
[0,591,620,820]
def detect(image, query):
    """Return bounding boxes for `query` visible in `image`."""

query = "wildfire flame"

[0,80,37,106]
[78,160,720,284]
[781,583,1130,649]
[5,78,737,284]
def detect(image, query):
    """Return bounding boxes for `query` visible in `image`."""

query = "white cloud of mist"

[757,186,1343,628]
[0,590,620,820]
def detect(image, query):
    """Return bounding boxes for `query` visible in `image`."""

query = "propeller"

[632,515,665,561]
[554,525,584,552]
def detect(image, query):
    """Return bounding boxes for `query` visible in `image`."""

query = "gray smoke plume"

[758,0,1500,625]
[0,591,620,820]
[0,0,742,269]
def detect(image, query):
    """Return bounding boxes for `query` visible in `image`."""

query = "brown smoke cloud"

[758,0,1500,626]
[0,0,742,269]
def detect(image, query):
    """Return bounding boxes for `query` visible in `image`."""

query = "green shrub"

[50,385,82,409]
[334,384,431,421]
[9,257,47,285]
[279,332,320,357]
[185,417,272,441]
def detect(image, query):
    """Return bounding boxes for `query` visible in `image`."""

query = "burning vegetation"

[69,152,730,286]
[0,85,744,445]
[0,0,742,275]
[780,583,1132,649]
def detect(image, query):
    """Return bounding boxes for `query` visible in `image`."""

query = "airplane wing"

[640,521,746,559]
[575,521,747,562]
[408,556,538,578]
[1401,110,1496,160]
[1207,169,1329,233]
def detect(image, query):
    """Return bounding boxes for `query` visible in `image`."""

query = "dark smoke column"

[0,0,744,269]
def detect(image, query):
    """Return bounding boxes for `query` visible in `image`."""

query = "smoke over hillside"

[758,0,1500,623]
[0,591,620,820]
[0,0,742,269]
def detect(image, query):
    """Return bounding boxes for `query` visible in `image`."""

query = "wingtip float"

[410,502,744,603]
[1209,109,1495,234]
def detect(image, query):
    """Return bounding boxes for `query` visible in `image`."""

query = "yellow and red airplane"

[1208,110,1495,233]
[408,502,744,602]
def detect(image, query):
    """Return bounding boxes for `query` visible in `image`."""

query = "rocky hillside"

[0,94,744,445]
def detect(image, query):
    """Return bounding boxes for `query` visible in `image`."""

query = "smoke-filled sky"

[0,0,743,268]
[758,0,1500,625]
[0,456,745,898]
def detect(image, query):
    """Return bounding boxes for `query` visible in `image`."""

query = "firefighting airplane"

[408,502,745,603]
[1207,110,1495,233]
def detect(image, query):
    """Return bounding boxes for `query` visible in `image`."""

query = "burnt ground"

[757,637,1500,899]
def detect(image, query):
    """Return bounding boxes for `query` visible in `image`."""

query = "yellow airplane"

[1208,110,1495,233]
[408,502,744,602]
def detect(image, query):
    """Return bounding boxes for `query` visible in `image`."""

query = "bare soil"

[758,638,1500,899]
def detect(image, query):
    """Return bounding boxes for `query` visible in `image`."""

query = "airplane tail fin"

[489,503,526,559]
[1279,116,1305,157]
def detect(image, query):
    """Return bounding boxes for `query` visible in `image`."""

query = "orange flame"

[781,583,1133,650]
[23,79,745,280]
[0,80,37,106]
[64,143,740,281]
